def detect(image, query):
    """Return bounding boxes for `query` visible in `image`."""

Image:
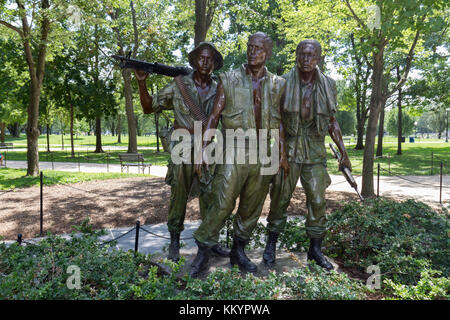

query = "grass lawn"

[2,135,449,176]
[325,141,449,176]
[0,167,149,190]
[4,134,159,147]
[1,149,171,167]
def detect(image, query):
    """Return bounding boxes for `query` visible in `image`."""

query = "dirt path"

[0,176,429,241]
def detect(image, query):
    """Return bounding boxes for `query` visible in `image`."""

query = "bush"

[0,220,368,300]
[285,264,368,300]
[0,226,181,300]
[180,264,368,300]
[384,268,450,300]
[326,198,449,286]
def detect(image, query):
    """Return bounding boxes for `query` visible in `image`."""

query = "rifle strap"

[174,75,208,128]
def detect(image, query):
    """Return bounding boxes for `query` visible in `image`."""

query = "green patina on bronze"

[154,71,218,234]
[219,65,284,134]
[268,66,337,238]
[153,71,218,132]
[194,65,286,247]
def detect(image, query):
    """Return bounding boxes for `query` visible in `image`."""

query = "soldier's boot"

[262,232,279,268]
[190,240,211,278]
[307,237,333,271]
[230,236,257,274]
[211,244,231,257]
[168,232,180,262]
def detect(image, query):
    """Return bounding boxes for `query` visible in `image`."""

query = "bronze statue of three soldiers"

[135,33,352,278]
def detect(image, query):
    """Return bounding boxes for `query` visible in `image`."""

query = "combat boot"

[211,244,231,257]
[263,232,279,268]
[190,240,211,278]
[307,237,333,271]
[230,236,257,273]
[168,232,180,262]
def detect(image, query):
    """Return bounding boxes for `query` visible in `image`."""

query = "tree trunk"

[376,105,385,157]
[122,69,138,153]
[110,117,116,136]
[396,67,402,155]
[194,0,217,47]
[46,123,50,152]
[155,113,160,152]
[361,45,385,198]
[0,122,5,143]
[70,102,75,157]
[355,119,365,149]
[8,123,20,138]
[117,113,122,143]
[94,115,103,153]
[111,4,139,154]
[194,0,208,47]
[26,86,41,176]
[61,121,64,150]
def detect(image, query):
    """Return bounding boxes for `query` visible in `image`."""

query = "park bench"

[118,153,152,174]
[343,137,351,145]
[0,142,13,149]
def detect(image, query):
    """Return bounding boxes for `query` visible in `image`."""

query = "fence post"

[51,153,54,170]
[431,152,434,175]
[78,151,80,172]
[17,234,22,245]
[388,153,390,176]
[40,171,43,236]
[106,153,109,173]
[377,163,380,198]
[134,220,140,253]
[440,161,443,204]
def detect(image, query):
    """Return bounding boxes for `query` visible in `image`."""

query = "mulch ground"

[1,176,383,241]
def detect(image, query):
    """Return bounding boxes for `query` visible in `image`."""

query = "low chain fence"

[1,152,447,250]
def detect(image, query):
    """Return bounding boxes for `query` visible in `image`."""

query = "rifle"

[329,143,364,201]
[112,52,191,77]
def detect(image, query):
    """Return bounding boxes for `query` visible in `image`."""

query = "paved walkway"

[3,160,449,205]
[2,145,158,152]
[2,160,448,260]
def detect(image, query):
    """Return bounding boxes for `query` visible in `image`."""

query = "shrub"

[326,198,449,285]
[180,264,368,300]
[0,227,181,300]
[284,264,368,300]
[384,268,450,300]
[0,220,367,300]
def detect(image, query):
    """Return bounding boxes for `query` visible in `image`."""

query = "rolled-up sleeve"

[152,81,176,112]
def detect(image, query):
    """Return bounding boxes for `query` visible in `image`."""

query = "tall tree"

[0,36,28,142]
[0,0,51,175]
[349,34,371,150]
[342,0,445,197]
[109,1,139,153]
[194,0,218,46]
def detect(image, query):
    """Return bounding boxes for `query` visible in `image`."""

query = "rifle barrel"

[111,55,191,77]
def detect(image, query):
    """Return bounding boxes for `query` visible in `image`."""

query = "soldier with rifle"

[263,39,354,271]
[190,32,289,278]
[131,42,230,262]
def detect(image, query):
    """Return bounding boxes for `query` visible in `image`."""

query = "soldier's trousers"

[166,162,209,234]
[193,162,273,247]
[267,162,331,238]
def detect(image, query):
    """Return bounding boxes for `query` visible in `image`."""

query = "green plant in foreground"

[0,219,368,300]
[326,198,449,286]
[384,268,450,300]
[180,264,368,300]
